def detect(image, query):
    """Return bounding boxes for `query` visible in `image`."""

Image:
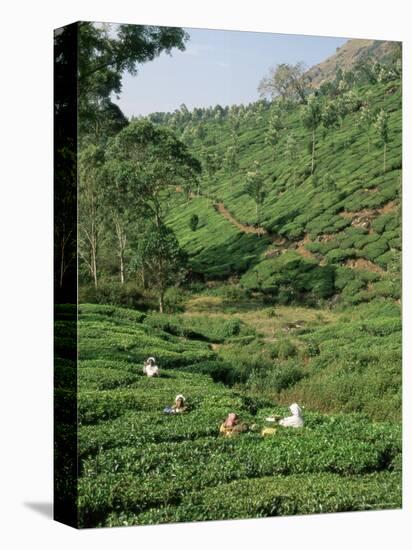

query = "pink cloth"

[224,413,238,428]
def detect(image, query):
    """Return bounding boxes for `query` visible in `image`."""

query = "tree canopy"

[258,62,311,104]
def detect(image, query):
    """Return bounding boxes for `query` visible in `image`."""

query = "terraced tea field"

[56,303,401,528]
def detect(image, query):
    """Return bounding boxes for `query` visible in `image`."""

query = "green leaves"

[301,93,323,131]
[244,161,267,224]
[374,109,389,145]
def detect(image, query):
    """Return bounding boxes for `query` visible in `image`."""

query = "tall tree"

[78,144,104,287]
[228,110,240,144]
[244,161,267,225]
[258,62,310,104]
[78,22,188,134]
[374,109,390,173]
[265,105,283,150]
[106,120,201,225]
[321,99,340,149]
[103,120,201,282]
[285,133,299,188]
[301,94,323,174]
[99,160,134,284]
[224,145,239,173]
[55,22,188,294]
[131,223,187,313]
[213,105,225,142]
[357,105,374,153]
[201,149,220,182]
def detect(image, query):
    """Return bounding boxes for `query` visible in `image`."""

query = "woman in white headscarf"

[164,394,187,414]
[143,357,160,377]
[278,403,304,428]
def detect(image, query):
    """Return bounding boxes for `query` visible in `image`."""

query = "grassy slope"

[182,295,401,422]
[53,304,402,527]
[167,195,271,278]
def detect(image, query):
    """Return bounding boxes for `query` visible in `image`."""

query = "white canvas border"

[0,0,410,548]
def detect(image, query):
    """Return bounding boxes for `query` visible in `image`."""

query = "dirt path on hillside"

[213,202,268,236]
[294,234,318,261]
[345,258,385,273]
[339,200,398,231]
[174,187,389,271]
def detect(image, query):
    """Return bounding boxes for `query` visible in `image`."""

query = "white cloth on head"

[279,403,304,428]
[143,363,159,377]
[175,394,185,404]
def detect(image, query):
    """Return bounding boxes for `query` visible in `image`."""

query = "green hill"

[161,75,401,307]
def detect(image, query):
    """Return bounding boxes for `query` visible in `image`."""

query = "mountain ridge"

[307,38,400,87]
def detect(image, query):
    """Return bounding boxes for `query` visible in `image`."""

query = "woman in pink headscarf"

[219,413,248,437]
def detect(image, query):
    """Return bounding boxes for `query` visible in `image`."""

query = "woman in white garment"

[278,403,304,428]
[143,356,160,377]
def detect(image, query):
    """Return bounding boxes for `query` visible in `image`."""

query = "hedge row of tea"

[62,304,402,527]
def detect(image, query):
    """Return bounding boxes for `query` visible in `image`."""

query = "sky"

[114,27,348,118]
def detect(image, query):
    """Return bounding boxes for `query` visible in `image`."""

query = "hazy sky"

[114,27,348,118]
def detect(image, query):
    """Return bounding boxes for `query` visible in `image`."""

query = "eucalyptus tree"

[285,133,299,188]
[77,22,188,131]
[244,161,267,225]
[357,105,374,153]
[224,145,239,173]
[301,93,323,174]
[214,105,225,142]
[258,62,310,104]
[228,107,241,144]
[201,149,221,182]
[321,99,340,149]
[54,22,188,296]
[130,222,188,313]
[374,109,390,173]
[78,144,105,287]
[265,105,283,150]
[103,120,201,283]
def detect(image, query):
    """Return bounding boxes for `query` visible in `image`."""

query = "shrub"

[79,282,145,309]
[270,339,296,360]
[361,237,389,261]
[164,287,187,313]
[325,248,355,264]
[189,214,199,231]
[183,360,246,385]
[221,318,242,337]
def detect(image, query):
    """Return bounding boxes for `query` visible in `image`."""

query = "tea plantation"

[55,303,401,527]
[165,77,401,306]
[71,43,402,528]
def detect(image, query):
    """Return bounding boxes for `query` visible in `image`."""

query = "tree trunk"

[59,240,65,289]
[159,290,165,313]
[311,129,316,174]
[119,251,125,285]
[141,268,147,289]
[114,216,127,285]
[90,220,98,288]
[92,248,98,288]
[383,142,387,173]
[155,210,161,228]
